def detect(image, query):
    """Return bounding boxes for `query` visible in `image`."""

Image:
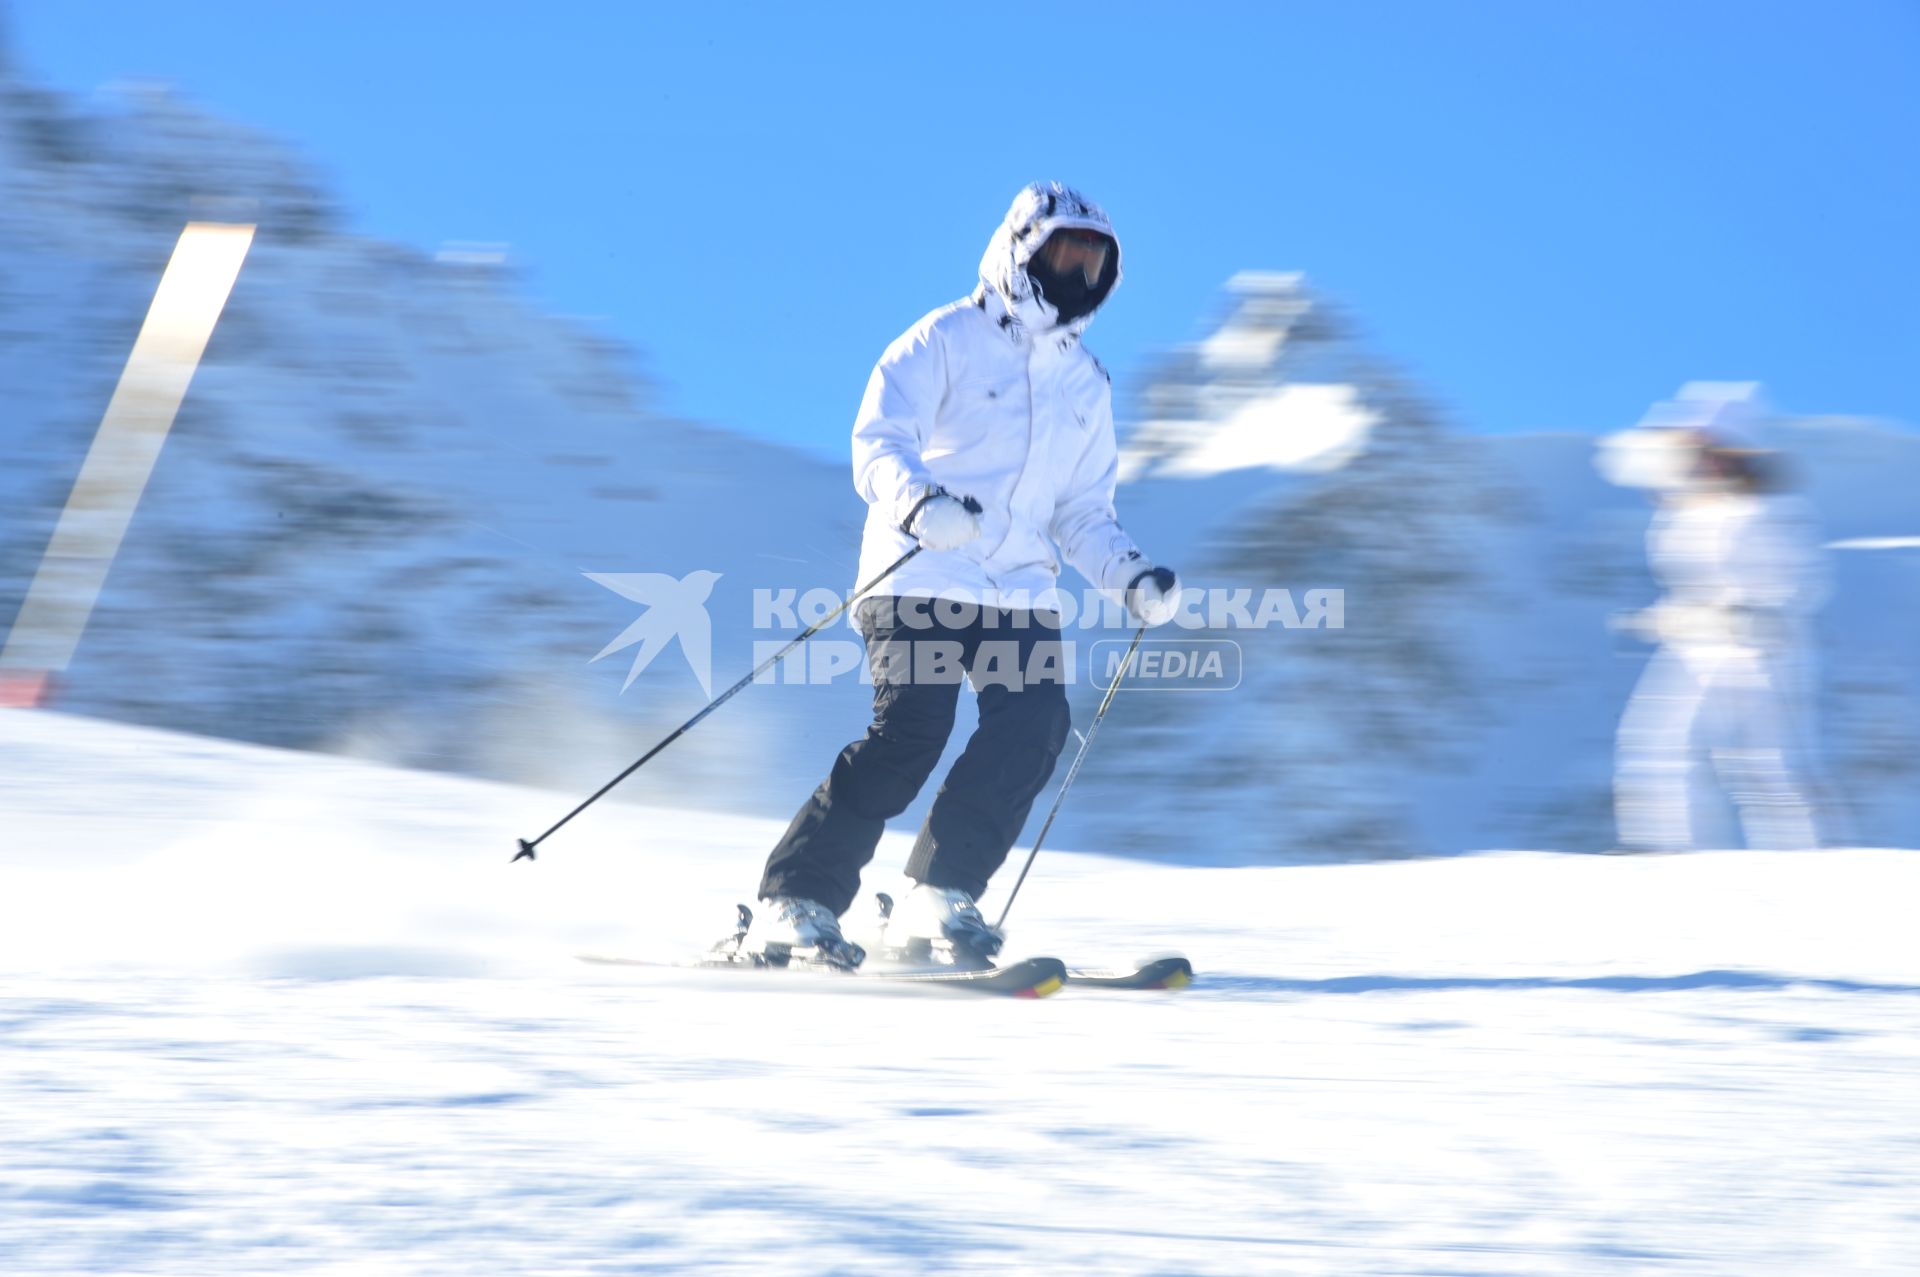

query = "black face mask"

[1026,235,1119,326]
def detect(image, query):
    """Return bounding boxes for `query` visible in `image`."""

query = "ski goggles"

[1036,228,1113,287]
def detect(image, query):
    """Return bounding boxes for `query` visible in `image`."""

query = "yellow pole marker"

[0,221,255,704]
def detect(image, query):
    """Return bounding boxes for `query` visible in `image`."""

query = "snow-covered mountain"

[0,65,873,812]
[3,62,1913,860]
[1082,274,1920,858]
[1085,276,1527,859]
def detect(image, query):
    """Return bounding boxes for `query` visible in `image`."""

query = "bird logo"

[585,569,721,696]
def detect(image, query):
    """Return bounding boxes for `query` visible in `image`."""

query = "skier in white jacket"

[748,182,1180,967]
[1603,386,1832,851]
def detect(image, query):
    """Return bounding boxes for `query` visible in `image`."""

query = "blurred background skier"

[741,182,1181,968]
[1597,384,1835,852]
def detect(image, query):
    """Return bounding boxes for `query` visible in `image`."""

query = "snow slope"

[4,710,1918,1275]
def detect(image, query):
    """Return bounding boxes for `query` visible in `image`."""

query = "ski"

[1064,954,1193,990]
[577,952,1068,999]
[864,955,1066,997]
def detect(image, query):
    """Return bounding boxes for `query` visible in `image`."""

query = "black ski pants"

[758,595,1072,916]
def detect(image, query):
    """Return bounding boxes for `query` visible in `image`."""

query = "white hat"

[1597,382,1771,489]
[1638,382,1769,448]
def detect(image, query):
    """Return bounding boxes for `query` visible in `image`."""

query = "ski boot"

[873,884,1004,971]
[717,898,865,971]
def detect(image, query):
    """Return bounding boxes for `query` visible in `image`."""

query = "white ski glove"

[1126,566,1182,627]
[908,492,982,551]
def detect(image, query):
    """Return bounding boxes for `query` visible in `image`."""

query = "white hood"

[974,181,1122,338]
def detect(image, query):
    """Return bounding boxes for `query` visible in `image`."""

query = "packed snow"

[3,709,1917,1275]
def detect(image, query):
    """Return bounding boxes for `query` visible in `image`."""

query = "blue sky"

[14,1,1918,459]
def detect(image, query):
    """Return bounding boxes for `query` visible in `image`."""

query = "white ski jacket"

[850,184,1152,612]
[1643,492,1827,662]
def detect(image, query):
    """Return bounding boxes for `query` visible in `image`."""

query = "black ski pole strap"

[1127,565,1174,595]
[511,543,924,862]
[898,488,983,537]
[993,623,1146,929]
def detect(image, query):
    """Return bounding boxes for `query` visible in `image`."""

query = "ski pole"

[993,623,1147,929]
[513,544,924,862]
